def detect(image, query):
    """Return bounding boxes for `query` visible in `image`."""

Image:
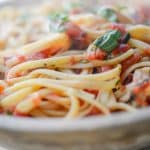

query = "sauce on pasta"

[0,2,149,118]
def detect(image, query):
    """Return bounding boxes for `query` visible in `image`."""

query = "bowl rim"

[0,108,150,133]
[0,0,150,134]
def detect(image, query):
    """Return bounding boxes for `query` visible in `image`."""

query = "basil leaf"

[48,11,69,21]
[91,30,121,53]
[97,7,118,22]
[49,12,69,32]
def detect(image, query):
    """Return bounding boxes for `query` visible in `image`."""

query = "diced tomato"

[88,107,101,116]
[110,23,126,34]
[27,49,51,60]
[0,85,4,94]
[13,110,29,117]
[133,81,150,94]
[84,89,99,97]
[87,50,106,60]
[122,53,142,71]
[79,100,85,107]
[30,52,47,60]
[136,98,147,106]
[15,72,23,77]
[143,48,150,56]
[133,81,150,106]
[133,86,141,94]
[146,96,150,105]
[10,55,26,64]
[65,22,84,38]
[65,22,89,49]
[5,55,26,67]
[0,107,3,113]
[86,51,96,60]
[40,49,51,57]
[112,44,130,55]
[6,70,23,81]
[95,50,106,59]
[120,86,126,92]
[27,47,62,60]
[7,106,16,114]
[69,56,76,65]
[101,66,112,72]
[17,55,26,62]
[46,93,62,101]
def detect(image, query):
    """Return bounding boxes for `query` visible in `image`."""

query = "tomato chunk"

[122,53,142,71]
[65,22,89,49]
[87,50,106,60]
[110,23,126,34]
[112,44,130,55]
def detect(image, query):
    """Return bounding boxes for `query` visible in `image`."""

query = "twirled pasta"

[0,2,149,118]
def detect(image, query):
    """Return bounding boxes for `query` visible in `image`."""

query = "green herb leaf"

[49,12,69,32]
[92,30,121,53]
[115,79,120,86]
[48,11,69,21]
[97,7,118,22]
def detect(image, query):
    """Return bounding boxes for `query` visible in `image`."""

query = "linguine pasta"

[0,2,149,118]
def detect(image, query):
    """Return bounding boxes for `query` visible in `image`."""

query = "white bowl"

[0,108,150,150]
[0,1,150,150]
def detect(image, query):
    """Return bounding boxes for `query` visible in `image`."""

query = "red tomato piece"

[112,44,130,55]
[143,48,150,56]
[84,89,99,97]
[88,107,101,116]
[13,110,29,117]
[110,23,126,34]
[0,85,4,94]
[69,56,77,65]
[65,22,88,49]
[122,53,142,71]
[87,50,106,60]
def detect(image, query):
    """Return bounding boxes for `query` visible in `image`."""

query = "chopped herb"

[59,14,69,22]
[121,33,130,43]
[49,12,69,32]
[48,11,68,21]
[91,30,121,53]
[97,7,118,22]
[115,80,120,86]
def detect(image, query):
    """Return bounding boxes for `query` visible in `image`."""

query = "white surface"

[0,148,7,150]
[0,0,9,3]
